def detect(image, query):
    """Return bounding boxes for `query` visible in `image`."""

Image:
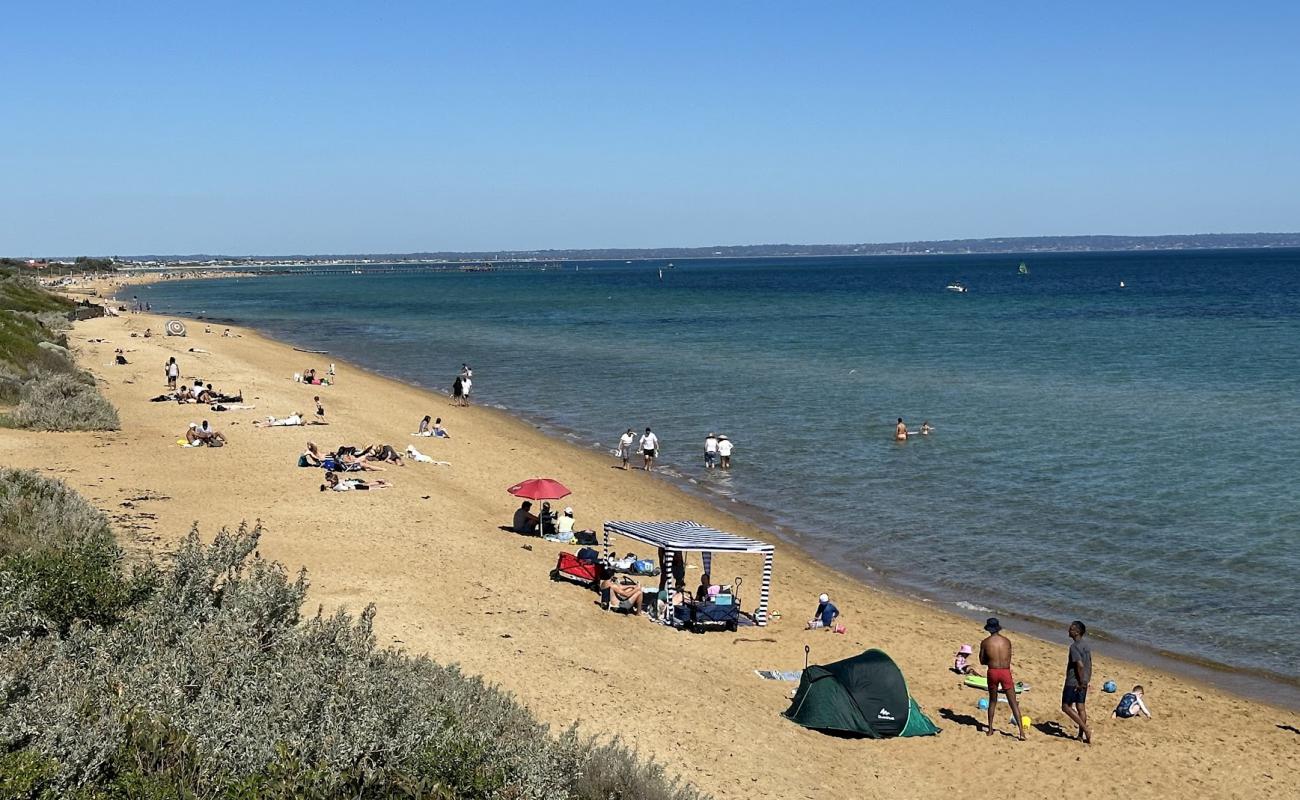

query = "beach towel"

[756,670,803,682]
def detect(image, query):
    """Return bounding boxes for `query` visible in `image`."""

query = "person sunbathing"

[334,452,384,471]
[175,385,198,404]
[321,471,391,491]
[366,444,405,465]
[254,412,304,427]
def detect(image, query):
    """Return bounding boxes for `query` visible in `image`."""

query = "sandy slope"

[2,310,1295,799]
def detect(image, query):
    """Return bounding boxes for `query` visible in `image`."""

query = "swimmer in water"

[895,418,908,441]
[921,421,934,435]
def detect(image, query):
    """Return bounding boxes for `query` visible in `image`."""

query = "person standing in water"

[716,435,733,469]
[978,617,1027,741]
[704,433,718,470]
[895,418,908,441]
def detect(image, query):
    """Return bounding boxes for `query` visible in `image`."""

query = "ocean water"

[136,250,1300,688]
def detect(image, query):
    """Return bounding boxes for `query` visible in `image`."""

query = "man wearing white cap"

[807,593,839,630]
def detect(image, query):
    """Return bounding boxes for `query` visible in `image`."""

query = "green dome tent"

[783,648,939,738]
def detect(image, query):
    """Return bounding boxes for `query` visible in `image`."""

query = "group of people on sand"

[415,415,451,438]
[955,617,1145,743]
[451,364,473,406]
[300,441,405,470]
[183,420,227,447]
[512,500,584,540]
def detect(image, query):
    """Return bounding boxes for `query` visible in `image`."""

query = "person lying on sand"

[366,444,405,466]
[321,471,391,491]
[333,452,385,471]
[254,412,304,427]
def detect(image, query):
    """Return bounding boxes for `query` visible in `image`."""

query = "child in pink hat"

[954,644,979,675]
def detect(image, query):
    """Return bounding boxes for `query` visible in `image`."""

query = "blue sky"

[3,2,1298,255]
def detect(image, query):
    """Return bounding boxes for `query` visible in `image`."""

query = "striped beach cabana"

[602,520,775,626]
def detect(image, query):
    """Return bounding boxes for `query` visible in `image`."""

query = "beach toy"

[1021,715,1032,728]
[977,698,989,710]
[1103,681,1117,693]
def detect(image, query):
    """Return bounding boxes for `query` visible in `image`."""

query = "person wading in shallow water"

[978,617,1027,741]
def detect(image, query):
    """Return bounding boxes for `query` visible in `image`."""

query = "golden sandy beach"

[2,306,1296,799]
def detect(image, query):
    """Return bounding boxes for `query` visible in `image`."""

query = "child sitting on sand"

[807,593,840,630]
[1112,685,1152,719]
[953,644,980,675]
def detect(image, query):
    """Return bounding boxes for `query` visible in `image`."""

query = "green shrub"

[0,469,152,637]
[7,372,119,431]
[0,520,710,800]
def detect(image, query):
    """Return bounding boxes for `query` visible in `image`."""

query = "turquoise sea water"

[137,250,1300,691]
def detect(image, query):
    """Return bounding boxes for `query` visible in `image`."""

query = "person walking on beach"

[895,417,908,441]
[617,428,636,470]
[451,375,464,406]
[978,617,1027,741]
[314,395,326,424]
[716,435,733,469]
[704,433,718,470]
[165,356,179,389]
[1061,620,1093,743]
[640,427,659,472]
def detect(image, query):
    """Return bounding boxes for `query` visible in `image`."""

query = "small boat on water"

[946,283,968,293]
[293,347,329,354]
[1018,261,1029,275]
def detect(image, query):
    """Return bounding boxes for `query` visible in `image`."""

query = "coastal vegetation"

[0,268,119,431]
[0,469,706,800]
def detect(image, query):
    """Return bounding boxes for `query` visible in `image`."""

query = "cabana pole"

[758,552,773,626]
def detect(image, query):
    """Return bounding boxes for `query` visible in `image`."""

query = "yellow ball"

[1021,715,1033,728]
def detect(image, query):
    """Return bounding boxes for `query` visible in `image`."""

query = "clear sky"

[3,2,1298,255]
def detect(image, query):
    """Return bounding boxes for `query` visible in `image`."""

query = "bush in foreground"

[6,371,119,432]
[0,471,707,800]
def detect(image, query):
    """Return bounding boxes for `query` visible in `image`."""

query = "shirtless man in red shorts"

[979,617,1027,740]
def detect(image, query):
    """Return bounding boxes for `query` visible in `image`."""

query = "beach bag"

[576,547,601,563]
[575,530,598,545]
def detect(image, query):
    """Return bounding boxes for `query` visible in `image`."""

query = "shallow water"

[137,249,1300,686]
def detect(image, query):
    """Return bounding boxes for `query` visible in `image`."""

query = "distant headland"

[11,232,1300,269]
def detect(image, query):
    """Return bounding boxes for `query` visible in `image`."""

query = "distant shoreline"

[35,235,1300,269]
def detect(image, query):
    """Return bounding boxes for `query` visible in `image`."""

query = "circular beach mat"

[165,319,187,337]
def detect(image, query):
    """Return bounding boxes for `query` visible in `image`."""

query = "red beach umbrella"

[507,477,571,501]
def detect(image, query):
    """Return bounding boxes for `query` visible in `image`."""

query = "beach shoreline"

[7,287,1294,798]
[112,276,1300,712]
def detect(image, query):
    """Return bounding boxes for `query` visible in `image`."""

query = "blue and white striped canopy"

[603,520,774,554]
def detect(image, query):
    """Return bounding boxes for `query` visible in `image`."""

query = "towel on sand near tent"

[755,670,802,682]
